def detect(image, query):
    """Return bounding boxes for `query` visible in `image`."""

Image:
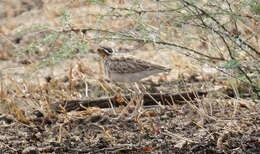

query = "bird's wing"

[109,57,170,73]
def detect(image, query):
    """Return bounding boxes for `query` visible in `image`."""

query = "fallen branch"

[50,91,208,112]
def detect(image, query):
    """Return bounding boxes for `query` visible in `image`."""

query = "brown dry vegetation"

[0,0,259,153]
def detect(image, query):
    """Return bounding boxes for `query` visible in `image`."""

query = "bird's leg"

[128,83,144,120]
[117,82,145,120]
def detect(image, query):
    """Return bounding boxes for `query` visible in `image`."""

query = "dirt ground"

[0,0,259,153]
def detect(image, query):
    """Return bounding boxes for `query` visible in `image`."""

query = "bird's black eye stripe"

[102,47,113,55]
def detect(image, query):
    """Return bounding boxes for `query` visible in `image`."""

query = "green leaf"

[223,59,240,69]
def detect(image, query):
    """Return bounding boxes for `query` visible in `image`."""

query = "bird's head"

[97,46,114,58]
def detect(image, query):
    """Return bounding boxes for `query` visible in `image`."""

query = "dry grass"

[0,0,259,153]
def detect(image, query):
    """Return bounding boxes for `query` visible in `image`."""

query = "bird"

[97,46,171,83]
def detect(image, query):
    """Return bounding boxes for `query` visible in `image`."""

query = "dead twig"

[51,91,208,112]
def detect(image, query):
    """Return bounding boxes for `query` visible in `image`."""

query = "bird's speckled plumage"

[105,57,171,73]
